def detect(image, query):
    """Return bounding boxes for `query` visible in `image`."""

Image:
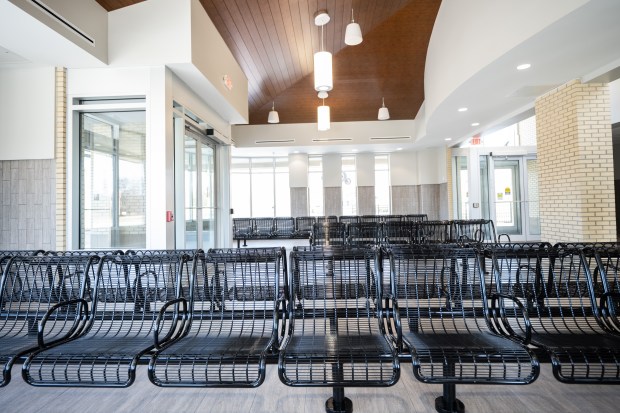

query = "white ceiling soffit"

[421,0,620,146]
[0,0,107,67]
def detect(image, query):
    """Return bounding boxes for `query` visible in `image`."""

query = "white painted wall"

[323,154,342,187]
[2,0,107,66]
[289,154,309,188]
[0,65,55,160]
[356,153,375,186]
[611,78,620,124]
[424,0,587,123]
[108,0,247,124]
[390,151,418,186]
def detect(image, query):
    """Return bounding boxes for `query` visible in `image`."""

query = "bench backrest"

[83,252,190,338]
[274,217,295,237]
[288,247,380,336]
[388,245,491,334]
[383,221,413,245]
[187,248,282,339]
[339,215,360,224]
[347,222,381,246]
[0,255,93,342]
[403,214,428,223]
[232,218,253,237]
[490,243,606,336]
[590,243,620,330]
[253,217,274,236]
[312,222,346,246]
[412,221,451,244]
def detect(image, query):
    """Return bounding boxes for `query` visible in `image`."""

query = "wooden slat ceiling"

[96,0,441,125]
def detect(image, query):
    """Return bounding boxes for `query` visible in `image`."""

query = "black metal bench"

[412,220,452,244]
[311,222,347,246]
[386,245,539,413]
[592,243,620,333]
[346,222,381,247]
[22,251,190,387]
[148,247,285,387]
[279,246,399,413]
[1,255,94,387]
[489,243,620,383]
[383,220,413,245]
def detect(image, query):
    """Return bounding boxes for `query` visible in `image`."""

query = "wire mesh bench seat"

[279,246,399,413]
[148,248,284,387]
[1,255,95,387]
[346,222,381,246]
[383,221,413,245]
[412,221,452,244]
[22,252,190,387]
[386,245,539,413]
[489,243,620,384]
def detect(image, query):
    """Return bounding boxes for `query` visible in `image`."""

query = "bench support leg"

[435,384,464,413]
[325,387,352,413]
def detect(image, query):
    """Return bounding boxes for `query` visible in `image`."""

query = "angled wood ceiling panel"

[95,0,440,125]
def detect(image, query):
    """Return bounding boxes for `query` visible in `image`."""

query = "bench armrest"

[38,298,89,348]
[599,291,620,318]
[491,293,532,345]
[154,297,188,349]
[381,293,402,350]
[274,295,289,350]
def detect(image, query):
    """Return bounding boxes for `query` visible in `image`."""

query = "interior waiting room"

[1,1,620,412]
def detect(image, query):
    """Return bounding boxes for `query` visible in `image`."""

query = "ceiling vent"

[312,138,352,142]
[31,0,95,45]
[255,139,295,144]
[369,136,411,141]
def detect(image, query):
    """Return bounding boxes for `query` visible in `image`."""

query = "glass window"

[375,155,390,215]
[274,157,291,216]
[455,156,469,219]
[251,158,275,217]
[80,111,146,249]
[341,156,357,215]
[231,157,251,217]
[308,156,324,216]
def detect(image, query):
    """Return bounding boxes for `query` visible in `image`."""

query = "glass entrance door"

[485,156,539,241]
[175,121,217,250]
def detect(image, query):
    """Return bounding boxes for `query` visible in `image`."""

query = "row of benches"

[1,243,620,413]
[232,214,428,245]
[234,217,507,248]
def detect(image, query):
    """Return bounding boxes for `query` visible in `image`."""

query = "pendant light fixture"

[378,97,390,120]
[344,8,363,46]
[267,101,279,123]
[314,11,333,92]
[317,98,330,131]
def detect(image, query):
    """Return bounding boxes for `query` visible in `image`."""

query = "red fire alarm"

[166,211,174,222]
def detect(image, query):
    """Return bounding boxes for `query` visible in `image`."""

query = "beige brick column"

[55,67,67,250]
[535,79,615,243]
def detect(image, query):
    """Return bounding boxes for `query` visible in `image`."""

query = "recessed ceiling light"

[458,107,468,112]
[293,150,299,153]
[444,138,452,141]
[471,122,480,126]
[352,149,358,152]
[396,148,403,151]
[517,63,531,70]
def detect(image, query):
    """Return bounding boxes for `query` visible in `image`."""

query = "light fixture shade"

[267,101,279,123]
[378,97,390,120]
[378,107,390,120]
[345,22,363,45]
[317,105,330,131]
[314,51,333,92]
[268,109,279,124]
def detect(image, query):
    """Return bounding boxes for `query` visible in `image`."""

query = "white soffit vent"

[369,136,411,141]
[31,0,95,45]
[255,139,295,144]
[312,138,353,142]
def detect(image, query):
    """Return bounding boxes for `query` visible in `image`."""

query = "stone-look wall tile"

[55,67,66,250]
[439,183,449,220]
[357,186,375,215]
[420,184,442,220]
[0,159,55,249]
[324,187,342,217]
[535,79,616,243]
[391,185,419,215]
[290,187,308,217]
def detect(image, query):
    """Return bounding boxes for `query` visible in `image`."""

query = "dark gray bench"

[148,247,285,387]
[386,245,539,413]
[22,251,190,387]
[279,246,399,413]
[1,255,94,387]
[489,243,620,383]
